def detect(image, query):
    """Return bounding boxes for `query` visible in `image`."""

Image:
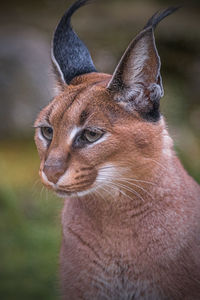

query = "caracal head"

[34,0,177,198]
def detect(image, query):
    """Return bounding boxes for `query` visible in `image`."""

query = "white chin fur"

[55,186,97,199]
[54,163,121,199]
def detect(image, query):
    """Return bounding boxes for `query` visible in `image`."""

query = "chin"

[55,187,96,199]
[55,190,74,198]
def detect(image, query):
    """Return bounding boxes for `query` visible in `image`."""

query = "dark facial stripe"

[79,109,90,126]
[61,87,88,123]
[49,79,106,126]
[60,179,92,189]
[80,167,93,171]
[48,86,88,125]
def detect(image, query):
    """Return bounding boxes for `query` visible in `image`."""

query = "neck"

[62,147,200,246]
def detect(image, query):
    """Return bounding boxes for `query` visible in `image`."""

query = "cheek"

[79,138,121,165]
[133,134,151,154]
[34,133,47,160]
[131,130,163,158]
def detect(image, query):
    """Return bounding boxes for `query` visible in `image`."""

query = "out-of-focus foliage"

[0,0,199,299]
[0,139,62,299]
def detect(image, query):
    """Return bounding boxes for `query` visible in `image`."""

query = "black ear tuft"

[144,6,181,30]
[52,0,96,85]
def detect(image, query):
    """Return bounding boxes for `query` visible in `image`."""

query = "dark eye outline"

[40,126,53,141]
[73,128,105,148]
[83,129,104,143]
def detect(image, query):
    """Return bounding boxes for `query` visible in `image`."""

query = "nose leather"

[43,160,67,184]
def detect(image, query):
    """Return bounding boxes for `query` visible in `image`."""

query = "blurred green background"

[0,0,200,299]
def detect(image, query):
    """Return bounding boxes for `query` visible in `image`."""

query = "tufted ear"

[52,0,96,87]
[107,7,179,122]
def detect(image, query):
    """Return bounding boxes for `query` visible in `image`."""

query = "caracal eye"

[41,127,53,141]
[84,129,103,143]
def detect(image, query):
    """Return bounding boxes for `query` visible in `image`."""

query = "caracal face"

[34,73,164,198]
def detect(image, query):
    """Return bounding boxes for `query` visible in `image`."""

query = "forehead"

[51,86,107,126]
[42,76,126,128]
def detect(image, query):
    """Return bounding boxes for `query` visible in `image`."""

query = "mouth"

[40,171,97,198]
[55,188,78,198]
[54,185,97,198]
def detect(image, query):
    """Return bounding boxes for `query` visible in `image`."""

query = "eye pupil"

[47,128,52,134]
[89,132,97,137]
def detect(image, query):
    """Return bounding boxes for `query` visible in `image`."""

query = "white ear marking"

[123,39,150,86]
[51,47,65,84]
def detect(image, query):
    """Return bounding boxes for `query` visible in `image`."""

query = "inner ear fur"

[107,7,179,122]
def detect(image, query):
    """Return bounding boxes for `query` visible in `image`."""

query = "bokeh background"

[0,0,200,299]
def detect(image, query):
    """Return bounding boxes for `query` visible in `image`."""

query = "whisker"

[45,188,49,202]
[31,178,40,190]
[118,188,134,202]
[90,192,96,203]
[98,178,145,202]
[94,188,107,203]
[118,177,156,186]
[112,182,145,202]
[103,182,135,202]
[146,158,168,172]
[98,173,155,200]
[109,181,145,203]
[114,178,154,200]
[99,185,117,202]
[99,166,156,186]
[40,186,45,199]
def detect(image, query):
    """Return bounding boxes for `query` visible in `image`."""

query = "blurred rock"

[0,26,55,138]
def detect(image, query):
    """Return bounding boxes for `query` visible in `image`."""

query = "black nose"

[43,161,67,184]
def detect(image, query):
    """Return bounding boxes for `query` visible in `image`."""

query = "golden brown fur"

[34,2,200,299]
[35,73,200,299]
